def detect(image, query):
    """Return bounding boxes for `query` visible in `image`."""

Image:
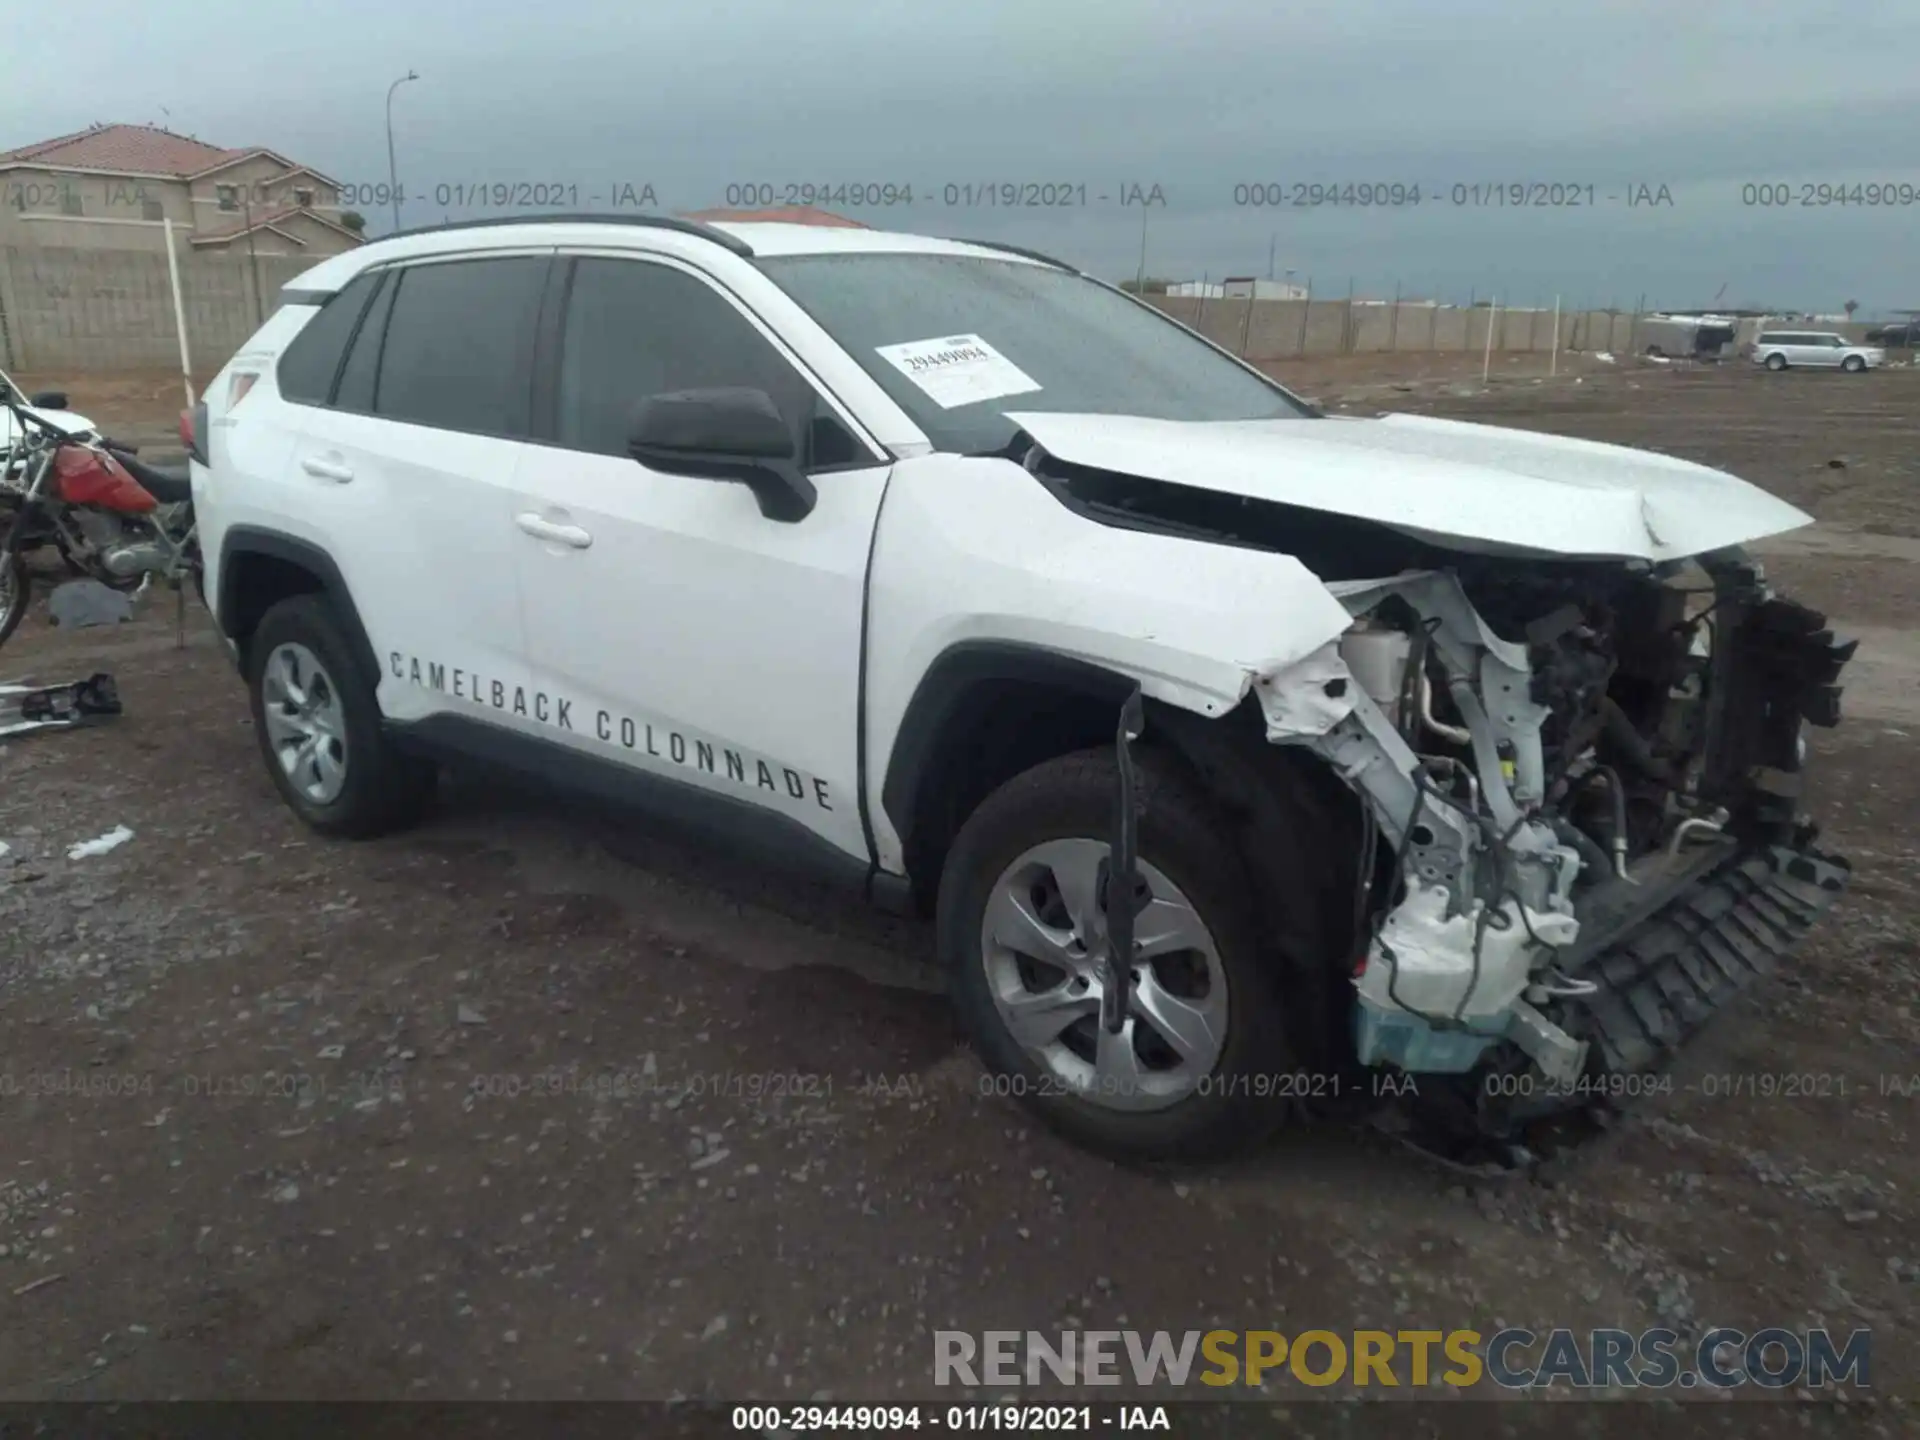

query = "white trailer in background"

[1637,314,1741,359]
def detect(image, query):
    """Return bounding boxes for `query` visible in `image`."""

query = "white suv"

[189,215,1855,1164]
[1750,330,1884,372]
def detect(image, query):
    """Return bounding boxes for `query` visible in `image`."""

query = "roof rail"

[382,212,754,257]
[954,238,1078,272]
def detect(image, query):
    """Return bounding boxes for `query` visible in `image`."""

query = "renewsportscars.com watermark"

[934,1328,1871,1391]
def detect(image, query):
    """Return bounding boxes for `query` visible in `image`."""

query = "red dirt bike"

[0,393,201,647]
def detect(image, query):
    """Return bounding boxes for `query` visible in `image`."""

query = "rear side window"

[276,271,381,405]
[374,256,547,437]
[333,271,397,414]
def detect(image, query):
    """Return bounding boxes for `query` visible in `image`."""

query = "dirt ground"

[0,355,1915,1424]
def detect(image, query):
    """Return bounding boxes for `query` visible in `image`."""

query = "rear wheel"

[938,748,1300,1162]
[0,549,27,648]
[247,595,436,837]
[1764,352,1787,371]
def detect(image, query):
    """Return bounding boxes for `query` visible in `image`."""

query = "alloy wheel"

[980,837,1228,1112]
[260,641,349,804]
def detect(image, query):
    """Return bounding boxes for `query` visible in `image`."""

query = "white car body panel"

[861,453,1356,871]
[195,304,538,732]
[507,446,886,863]
[296,408,541,733]
[1004,410,1813,562]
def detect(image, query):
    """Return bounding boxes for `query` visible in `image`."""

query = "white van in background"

[1751,331,1885,372]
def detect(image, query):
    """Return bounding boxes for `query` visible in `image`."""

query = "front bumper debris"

[1408,840,1852,1157]
[1554,842,1850,1080]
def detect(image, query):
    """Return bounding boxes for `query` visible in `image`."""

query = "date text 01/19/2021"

[337,181,659,210]
[729,1405,1168,1431]
[720,182,1168,209]
[1229,181,1676,208]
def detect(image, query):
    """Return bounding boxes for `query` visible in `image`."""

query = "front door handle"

[515,512,592,549]
[300,455,354,484]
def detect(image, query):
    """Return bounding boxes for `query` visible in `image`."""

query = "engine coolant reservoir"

[1338,624,1412,725]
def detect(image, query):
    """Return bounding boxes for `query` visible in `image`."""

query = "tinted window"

[555,258,857,466]
[277,270,380,405]
[333,271,396,413]
[375,256,547,436]
[758,253,1312,456]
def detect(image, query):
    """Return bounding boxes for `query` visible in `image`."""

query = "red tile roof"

[0,123,252,177]
[681,206,870,229]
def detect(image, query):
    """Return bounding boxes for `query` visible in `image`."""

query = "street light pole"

[385,70,419,234]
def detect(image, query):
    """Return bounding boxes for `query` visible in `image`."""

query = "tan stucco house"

[0,123,363,257]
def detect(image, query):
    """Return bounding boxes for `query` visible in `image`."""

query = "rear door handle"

[300,456,354,484]
[515,512,592,549]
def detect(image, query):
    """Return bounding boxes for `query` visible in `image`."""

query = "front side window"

[374,256,546,437]
[554,257,861,467]
[758,252,1314,455]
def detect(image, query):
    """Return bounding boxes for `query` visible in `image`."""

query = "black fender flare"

[879,640,1139,848]
[216,526,381,686]
[880,640,1363,1070]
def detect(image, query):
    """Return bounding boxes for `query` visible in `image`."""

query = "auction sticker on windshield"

[876,334,1042,409]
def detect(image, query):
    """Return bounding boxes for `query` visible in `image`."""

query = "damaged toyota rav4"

[190,216,1854,1166]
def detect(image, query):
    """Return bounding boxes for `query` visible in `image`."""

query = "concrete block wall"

[0,245,312,373]
[1140,293,1652,362]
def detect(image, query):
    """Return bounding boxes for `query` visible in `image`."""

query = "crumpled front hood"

[1004,409,1813,562]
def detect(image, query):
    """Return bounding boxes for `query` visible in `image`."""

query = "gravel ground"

[0,358,1914,1423]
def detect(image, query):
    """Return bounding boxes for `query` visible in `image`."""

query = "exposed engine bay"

[1032,452,1857,1163]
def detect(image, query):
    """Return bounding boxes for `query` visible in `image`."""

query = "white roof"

[281,217,1046,299]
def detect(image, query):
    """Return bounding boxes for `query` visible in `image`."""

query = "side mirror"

[29,390,69,410]
[628,387,817,523]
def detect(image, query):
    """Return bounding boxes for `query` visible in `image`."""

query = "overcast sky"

[15,1,1920,310]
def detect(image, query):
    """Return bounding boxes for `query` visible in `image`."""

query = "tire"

[1765,353,1787,371]
[1842,355,1865,373]
[0,549,27,649]
[246,594,435,837]
[937,747,1299,1163]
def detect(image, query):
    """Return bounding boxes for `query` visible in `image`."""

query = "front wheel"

[937,748,1300,1162]
[1842,355,1866,373]
[1765,353,1787,371]
[0,549,28,648]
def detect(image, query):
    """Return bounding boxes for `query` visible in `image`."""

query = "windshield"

[757,252,1314,454]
